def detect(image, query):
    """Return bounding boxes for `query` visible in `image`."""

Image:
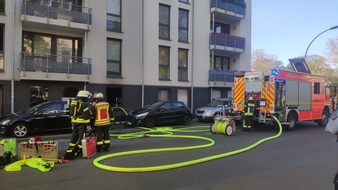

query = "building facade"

[0,0,251,116]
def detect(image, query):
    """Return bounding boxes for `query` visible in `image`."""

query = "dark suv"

[128,101,193,127]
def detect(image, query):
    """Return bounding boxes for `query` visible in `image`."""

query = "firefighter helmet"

[77,90,89,98]
[94,92,104,99]
[248,96,253,101]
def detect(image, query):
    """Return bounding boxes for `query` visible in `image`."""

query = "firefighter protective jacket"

[244,99,255,116]
[91,101,114,126]
[70,100,91,124]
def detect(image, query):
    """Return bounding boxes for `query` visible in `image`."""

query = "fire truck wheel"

[317,110,330,127]
[286,112,297,130]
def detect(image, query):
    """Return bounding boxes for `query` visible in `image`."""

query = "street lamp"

[304,25,338,61]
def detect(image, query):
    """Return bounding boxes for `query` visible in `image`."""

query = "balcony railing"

[210,32,245,50]
[210,0,246,15]
[21,0,92,25]
[209,70,235,84]
[20,52,91,75]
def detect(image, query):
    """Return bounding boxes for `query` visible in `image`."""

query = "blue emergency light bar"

[272,69,279,76]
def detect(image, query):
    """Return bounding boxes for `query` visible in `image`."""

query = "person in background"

[91,92,114,152]
[243,95,255,129]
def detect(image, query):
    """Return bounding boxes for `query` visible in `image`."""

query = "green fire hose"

[93,115,282,172]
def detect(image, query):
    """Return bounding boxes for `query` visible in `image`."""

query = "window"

[178,48,188,81]
[210,56,230,70]
[178,9,188,42]
[0,0,4,14]
[57,38,75,62]
[23,32,81,56]
[314,82,320,94]
[211,22,230,34]
[159,4,170,40]
[107,38,122,76]
[107,0,121,32]
[158,89,169,101]
[179,0,189,3]
[159,46,170,80]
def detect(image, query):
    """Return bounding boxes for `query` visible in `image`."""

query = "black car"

[0,101,71,138]
[128,101,193,128]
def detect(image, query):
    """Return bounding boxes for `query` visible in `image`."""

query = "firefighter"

[64,90,91,159]
[91,92,115,152]
[243,96,255,129]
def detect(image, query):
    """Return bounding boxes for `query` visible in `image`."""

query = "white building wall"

[87,0,143,85]
[191,0,212,88]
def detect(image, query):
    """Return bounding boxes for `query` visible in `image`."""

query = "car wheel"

[182,115,192,125]
[144,117,155,128]
[11,123,29,138]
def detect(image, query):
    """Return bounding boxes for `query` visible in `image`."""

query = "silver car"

[195,98,232,122]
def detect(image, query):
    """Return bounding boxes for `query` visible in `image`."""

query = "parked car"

[0,101,71,138]
[195,98,233,122]
[128,101,193,128]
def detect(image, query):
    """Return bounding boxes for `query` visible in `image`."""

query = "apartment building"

[0,0,251,116]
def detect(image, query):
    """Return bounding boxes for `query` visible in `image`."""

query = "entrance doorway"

[106,87,122,106]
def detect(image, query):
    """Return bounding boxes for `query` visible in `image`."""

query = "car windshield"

[208,100,231,107]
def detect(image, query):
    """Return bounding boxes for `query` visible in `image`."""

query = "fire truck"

[232,68,335,130]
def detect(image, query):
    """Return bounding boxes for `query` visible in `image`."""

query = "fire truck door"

[275,79,285,111]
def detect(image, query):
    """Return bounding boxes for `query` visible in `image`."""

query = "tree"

[326,36,338,67]
[324,36,338,87]
[251,49,284,72]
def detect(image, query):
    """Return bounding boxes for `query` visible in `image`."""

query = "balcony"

[208,70,235,87]
[20,52,91,82]
[210,32,245,55]
[21,0,92,33]
[210,0,246,22]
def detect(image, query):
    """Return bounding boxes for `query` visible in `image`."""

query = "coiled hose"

[93,115,282,172]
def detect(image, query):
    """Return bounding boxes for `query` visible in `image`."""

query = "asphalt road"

[1,120,338,190]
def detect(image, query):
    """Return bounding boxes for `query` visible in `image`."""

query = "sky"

[251,0,338,65]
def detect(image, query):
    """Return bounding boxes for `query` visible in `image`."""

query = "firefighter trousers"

[243,115,253,128]
[69,123,87,149]
[95,125,111,151]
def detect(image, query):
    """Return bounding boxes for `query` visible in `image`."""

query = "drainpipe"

[84,30,88,91]
[141,0,145,107]
[190,1,195,112]
[11,0,16,113]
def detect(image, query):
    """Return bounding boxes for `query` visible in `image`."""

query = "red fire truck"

[232,68,335,130]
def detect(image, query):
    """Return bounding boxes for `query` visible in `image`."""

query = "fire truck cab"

[232,69,334,130]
